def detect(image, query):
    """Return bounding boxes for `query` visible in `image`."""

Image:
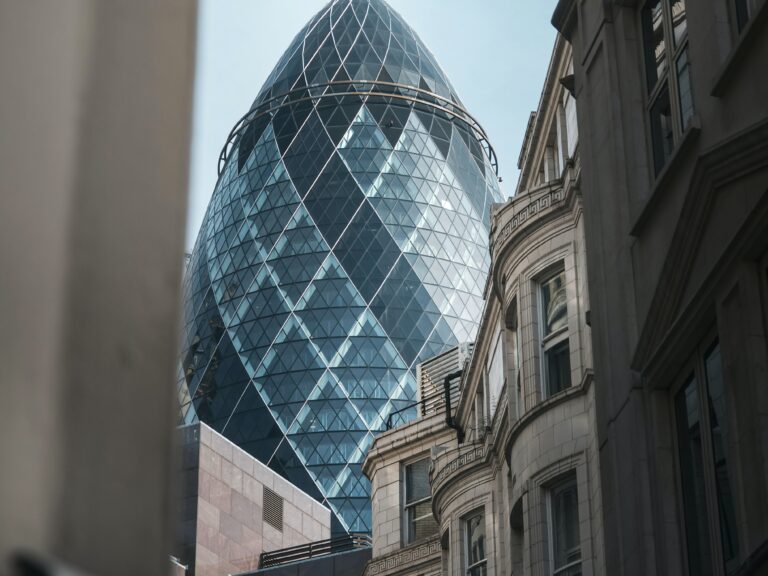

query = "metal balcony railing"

[385,376,460,431]
[258,533,372,569]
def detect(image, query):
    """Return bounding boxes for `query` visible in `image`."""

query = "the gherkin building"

[179,0,503,533]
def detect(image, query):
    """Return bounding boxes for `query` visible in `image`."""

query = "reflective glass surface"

[465,512,487,575]
[551,476,582,575]
[704,343,739,573]
[642,0,667,93]
[675,375,713,576]
[542,271,567,336]
[180,0,502,533]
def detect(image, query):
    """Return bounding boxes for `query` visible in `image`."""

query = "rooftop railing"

[258,533,372,570]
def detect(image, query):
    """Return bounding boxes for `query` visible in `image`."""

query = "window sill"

[711,0,768,97]
[630,119,701,237]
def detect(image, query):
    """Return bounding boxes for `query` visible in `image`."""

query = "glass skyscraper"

[179,0,503,533]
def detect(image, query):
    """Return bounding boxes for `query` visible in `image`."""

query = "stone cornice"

[490,172,579,303]
[363,535,441,576]
[552,0,577,37]
[362,413,450,479]
[429,444,488,518]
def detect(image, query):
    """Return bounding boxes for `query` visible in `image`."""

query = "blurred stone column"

[0,1,197,575]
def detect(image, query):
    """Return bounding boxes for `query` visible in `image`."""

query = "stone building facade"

[176,423,331,576]
[362,37,606,576]
[553,1,768,575]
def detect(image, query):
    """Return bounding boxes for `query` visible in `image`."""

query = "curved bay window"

[464,510,487,576]
[674,339,740,575]
[548,475,582,576]
[540,268,571,398]
[641,0,694,176]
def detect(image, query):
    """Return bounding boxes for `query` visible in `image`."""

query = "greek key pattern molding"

[431,445,485,495]
[495,187,565,249]
[365,536,441,576]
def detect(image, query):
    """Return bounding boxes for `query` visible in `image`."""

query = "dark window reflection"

[704,343,740,573]
[551,475,582,574]
[642,0,667,93]
[546,340,571,397]
[735,0,756,33]
[650,87,674,175]
[675,376,714,576]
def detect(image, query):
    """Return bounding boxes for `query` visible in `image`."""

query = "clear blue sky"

[187,0,558,250]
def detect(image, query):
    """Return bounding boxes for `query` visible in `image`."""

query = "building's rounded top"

[253,0,461,109]
[218,0,497,177]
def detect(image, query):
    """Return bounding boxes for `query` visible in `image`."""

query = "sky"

[186,0,558,250]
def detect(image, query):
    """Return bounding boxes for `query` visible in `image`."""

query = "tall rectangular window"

[675,376,713,575]
[540,268,571,397]
[548,475,582,575]
[704,344,740,573]
[487,328,505,419]
[642,0,694,175]
[475,372,488,436]
[506,302,523,419]
[464,511,487,576]
[675,340,740,575]
[404,458,439,544]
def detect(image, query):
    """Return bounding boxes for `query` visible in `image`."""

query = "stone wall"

[177,423,331,576]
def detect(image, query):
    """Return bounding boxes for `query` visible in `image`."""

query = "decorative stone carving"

[494,187,566,249]
[364,535,441,576]
[431,445,486,495]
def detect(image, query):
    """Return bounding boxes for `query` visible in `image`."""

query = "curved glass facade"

[179,0,503,533]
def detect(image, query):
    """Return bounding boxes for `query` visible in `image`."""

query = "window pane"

[468,565,488,576]
[642,0,668,93]
[405,459,430,504]
[671,0,688,46]
[650,87,674,175]
[542,271,568,336]
[552,478,581,571]
[408,500,439,542]
[546,340,572,397]
[735,0,755,32]
[466,513,486,566]
[704,343,740,572]
[675,376,714,576]
[676,50,694,130]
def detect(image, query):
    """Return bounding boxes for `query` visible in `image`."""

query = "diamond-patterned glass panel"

[181,0,503,534]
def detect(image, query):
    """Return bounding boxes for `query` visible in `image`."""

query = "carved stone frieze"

[364,535,441,576]
[430,445,486,496]
[493,187,566,252]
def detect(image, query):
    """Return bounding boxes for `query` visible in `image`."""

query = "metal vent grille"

[417,343,473,414]
[263,486,283,532]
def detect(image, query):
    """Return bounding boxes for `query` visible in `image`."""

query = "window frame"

[671,333,741,576]
[538,266,571,399]
[463,509,487,576]
[546,473,582,576]
[402,456,438,545]
[641,0,694,176]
